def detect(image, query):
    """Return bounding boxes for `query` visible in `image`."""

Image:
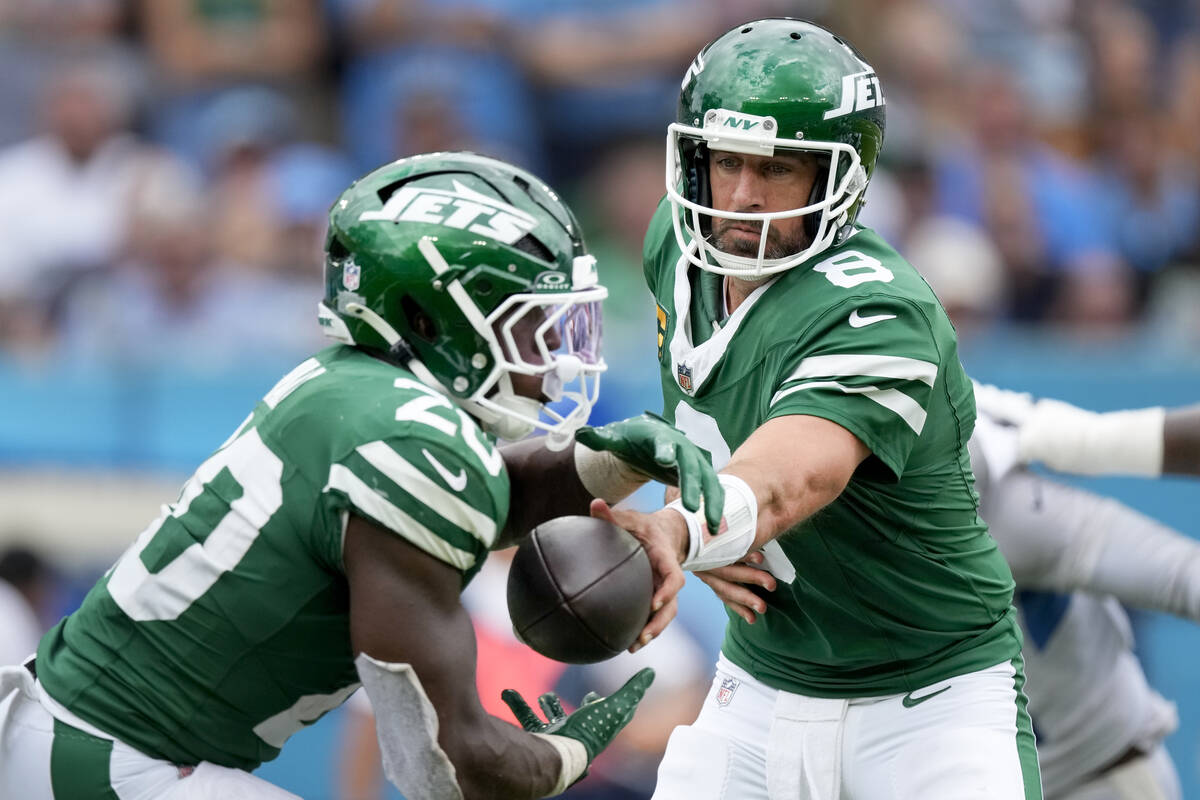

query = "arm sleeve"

[982,469,1200,621]
[765,297,941,479]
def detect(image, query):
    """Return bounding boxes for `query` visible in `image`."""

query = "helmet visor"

[489,286,606,376]
[476,284,607,449]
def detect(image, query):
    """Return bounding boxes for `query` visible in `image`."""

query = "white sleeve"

[972,381,1165,477]
[982,470,1200,621]
[354,654,464,800]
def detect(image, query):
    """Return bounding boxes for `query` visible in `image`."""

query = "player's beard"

[710,218,808,260]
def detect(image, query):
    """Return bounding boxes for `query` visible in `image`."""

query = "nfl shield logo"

[343,260,361,291]
[716,676,739,707]
[677,363,693,393]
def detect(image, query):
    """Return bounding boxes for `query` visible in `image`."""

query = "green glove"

[501,667,655,764]
[575,412,724,533]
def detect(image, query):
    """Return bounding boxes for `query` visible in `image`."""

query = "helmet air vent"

[790,32,802,40]
[513,233,554,264]
[741,26,753,33]
[328,237,349,260]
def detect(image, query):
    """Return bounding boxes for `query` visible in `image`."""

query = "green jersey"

[36,345,510,770]
[644,200,1020,697]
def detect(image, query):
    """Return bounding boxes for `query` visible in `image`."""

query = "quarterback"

[0,153,725,799]
[584,18,1041,799]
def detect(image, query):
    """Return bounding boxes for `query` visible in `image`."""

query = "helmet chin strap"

[476,395,540,442]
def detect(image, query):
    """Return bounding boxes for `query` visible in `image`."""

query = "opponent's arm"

[344,514,650,799]
[1163,405,1200,476]
[594,414,869,646]
[983,471,1200,621]
[973,382,1200,478]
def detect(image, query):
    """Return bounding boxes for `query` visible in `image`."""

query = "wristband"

[573,443,649,503]
[532,733,588,796]
[671,474,758,572]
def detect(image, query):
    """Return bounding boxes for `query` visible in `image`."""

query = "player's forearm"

[498,439,593,548]
[734,463,847,550]
[1008,481,1200,621]
[446,719,568,800]
[1163,405,1200,476]
[1084,498,1200,621]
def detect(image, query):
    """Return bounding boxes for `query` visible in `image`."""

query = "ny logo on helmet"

[358,180,537,245]
[823,70,885,120]
[724,116,760,131]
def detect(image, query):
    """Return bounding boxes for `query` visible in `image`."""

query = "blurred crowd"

[2,2,1200,797]
[0,0,1197,368]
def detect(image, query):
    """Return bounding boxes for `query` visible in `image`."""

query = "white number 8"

[812,250,894,288]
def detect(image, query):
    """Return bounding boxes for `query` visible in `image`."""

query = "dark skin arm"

[496,439,593,548]
[1163,404,1200,476]
[343,513,562,800]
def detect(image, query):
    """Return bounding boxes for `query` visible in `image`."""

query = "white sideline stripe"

[326,465,476,571]
[780,354,938,387]
[771,380,928,434]
[357,441,498,547]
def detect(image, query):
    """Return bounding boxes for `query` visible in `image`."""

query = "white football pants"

[0,665,302,800]
[653,653,1042,800]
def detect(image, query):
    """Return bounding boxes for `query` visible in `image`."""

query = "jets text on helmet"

[358,180,538,245]
[823,71,885,120]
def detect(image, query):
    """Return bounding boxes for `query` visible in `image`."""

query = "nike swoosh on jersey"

[901,684,951,708]
[848,309,898,328]
[423,449,468,492]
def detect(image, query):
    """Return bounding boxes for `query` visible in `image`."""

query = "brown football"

[507,515,653,664]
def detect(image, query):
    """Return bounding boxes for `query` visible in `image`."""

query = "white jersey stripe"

[356,441,498,547]
[778,353,938,388]
[771,380,928,434]
[325,465,476,571]
[263,358,326,409]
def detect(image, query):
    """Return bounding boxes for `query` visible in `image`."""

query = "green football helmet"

[667,18,886,277]
[319,152,607,449]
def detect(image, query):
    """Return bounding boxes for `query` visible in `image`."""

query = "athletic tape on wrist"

[1019,400,1165,477]
[532,733,589,796]
[573,443,649,503]
[671,474,758,572]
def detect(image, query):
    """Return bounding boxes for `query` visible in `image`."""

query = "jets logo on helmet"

[681,51,705,90]
[358,179,538,245]
[319,152,607,449]
[667,18,887,277]
[823,71,885,120]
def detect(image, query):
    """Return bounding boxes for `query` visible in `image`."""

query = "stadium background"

[0,0,1197,797]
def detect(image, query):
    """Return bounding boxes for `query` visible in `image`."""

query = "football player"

[581,18,1040,800]
[971,385,1200,800]
[0,152,725,800]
